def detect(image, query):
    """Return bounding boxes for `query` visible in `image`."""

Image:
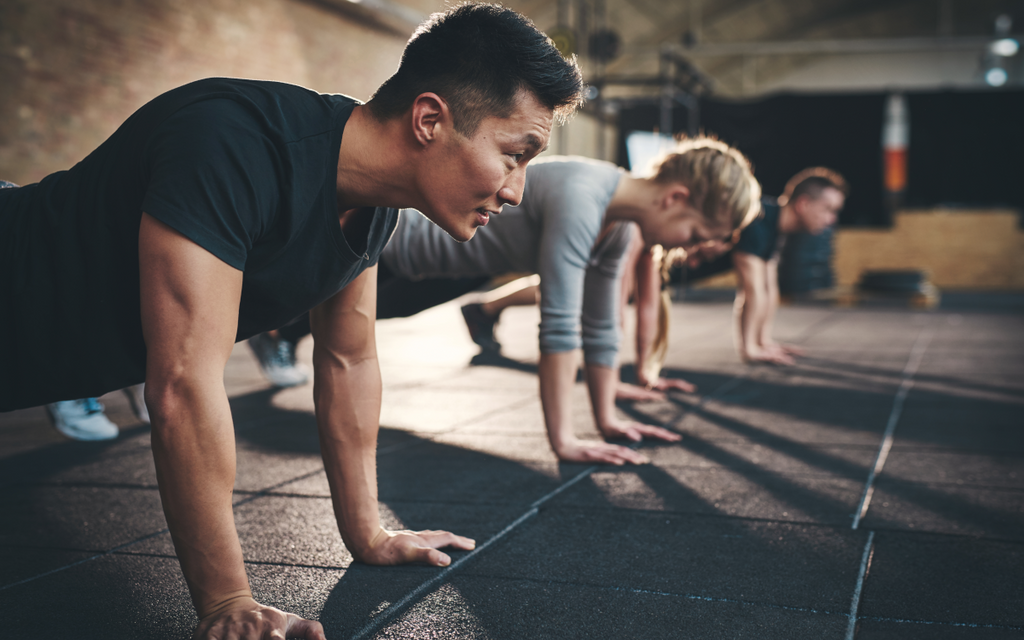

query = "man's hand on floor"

[193,596,325,640]
[356,527,476,567]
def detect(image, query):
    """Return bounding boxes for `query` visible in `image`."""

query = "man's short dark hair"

[367,3,585,136]
[781,167,849,206]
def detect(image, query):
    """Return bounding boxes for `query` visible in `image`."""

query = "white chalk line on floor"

[851,327,934,531]
[845,530,876,640]
[347,374,752,638]
[843,325,933,640]
[847,323,937,528]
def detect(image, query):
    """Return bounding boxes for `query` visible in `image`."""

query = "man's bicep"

[138,212,243,376]
[310,264,378,361]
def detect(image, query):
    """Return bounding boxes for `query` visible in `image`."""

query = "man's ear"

[410,92,450,148]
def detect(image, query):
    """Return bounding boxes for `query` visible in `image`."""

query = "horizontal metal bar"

[663,36,997,57]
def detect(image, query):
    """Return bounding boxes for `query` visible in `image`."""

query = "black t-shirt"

[678,197,782,285]
[0,78,398,410]
[733,197,782,261]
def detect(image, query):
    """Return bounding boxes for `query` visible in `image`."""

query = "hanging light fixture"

[984,14,1018,87]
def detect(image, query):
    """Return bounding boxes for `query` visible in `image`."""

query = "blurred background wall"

[2,0,1022,291]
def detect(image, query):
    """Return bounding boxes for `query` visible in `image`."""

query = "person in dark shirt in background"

[731,168,847,364]
[628,168,847,383]
[0,5,584,638]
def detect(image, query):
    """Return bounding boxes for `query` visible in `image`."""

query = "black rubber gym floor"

[2,294,1022,639]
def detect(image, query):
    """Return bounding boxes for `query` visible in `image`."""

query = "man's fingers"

[287,616,327,640]
[423,547,452,567]
[417,530,477,551]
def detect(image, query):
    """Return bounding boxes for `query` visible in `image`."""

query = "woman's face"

[643,197,734,253]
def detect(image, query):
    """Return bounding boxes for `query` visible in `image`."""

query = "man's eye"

[508,153,524,163]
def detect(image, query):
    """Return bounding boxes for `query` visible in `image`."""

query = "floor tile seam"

[844,530,875,639]
[856,525,1024,545]
[887,445,1024,456]
[441,572,852,618]
[0,468,328,590]
[377,498,535,508]
[664,439,884,450]
[105,547,350,572]
[856,615,1024,631]
[0,542,115,554]
[0,526,170,592]
[871,479,1024,493]
[852,326,935,530]
[647,462,879,479]
[534,503,865,532]
[9,481,160,491]
[260,492,534,509]
[230,467,331,505]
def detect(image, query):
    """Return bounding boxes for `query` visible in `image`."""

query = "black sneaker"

[461,303,501,352]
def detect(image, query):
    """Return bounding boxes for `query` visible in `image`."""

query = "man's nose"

[498,168,526,207]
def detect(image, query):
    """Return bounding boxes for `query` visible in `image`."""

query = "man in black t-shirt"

[731,168,847,364]
[0,5,583,639]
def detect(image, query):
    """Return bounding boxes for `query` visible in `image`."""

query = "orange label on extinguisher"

[884,148,907,192]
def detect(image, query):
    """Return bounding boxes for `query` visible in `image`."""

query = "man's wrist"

[197,590,255,620]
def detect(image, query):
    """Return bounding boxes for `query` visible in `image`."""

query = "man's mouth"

[475,208,498,226]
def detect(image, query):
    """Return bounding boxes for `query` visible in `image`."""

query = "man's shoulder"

[148,78,355,138]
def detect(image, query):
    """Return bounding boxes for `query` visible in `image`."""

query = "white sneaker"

[46,398,119,441]
[248,333,309,388]
[123,383,150,424]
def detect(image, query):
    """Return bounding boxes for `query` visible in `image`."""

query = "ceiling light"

[985,67,1008,86]
[990,38,1020,57]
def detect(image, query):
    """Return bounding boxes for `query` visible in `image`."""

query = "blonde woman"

[378,137,761,464]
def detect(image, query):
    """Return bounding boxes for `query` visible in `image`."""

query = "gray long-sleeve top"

[381,156,634,367]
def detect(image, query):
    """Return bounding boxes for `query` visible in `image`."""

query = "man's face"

[794,187,845,235]
[417,89,553,242]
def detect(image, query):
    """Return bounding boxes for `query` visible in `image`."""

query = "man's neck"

[335,106,419,212]
[777,202,801,234]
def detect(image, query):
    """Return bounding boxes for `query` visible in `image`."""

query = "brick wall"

[0,0,420,185]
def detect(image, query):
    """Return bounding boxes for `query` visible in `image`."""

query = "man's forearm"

[313,351,384,559]
[760,263,780,346]
[148,377,251,619]
[734,286,767,357]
